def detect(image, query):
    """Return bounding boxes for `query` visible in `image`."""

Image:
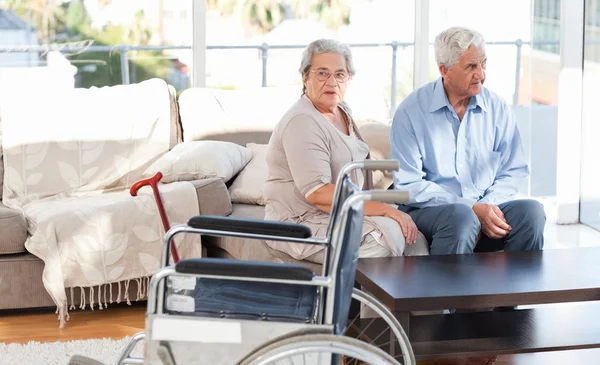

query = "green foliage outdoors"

[63,1,169,88]
[207,0,351,34]
[3,0,169,89]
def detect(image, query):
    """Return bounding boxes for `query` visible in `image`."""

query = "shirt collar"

[470,92,487,112]
[429,77,488,113]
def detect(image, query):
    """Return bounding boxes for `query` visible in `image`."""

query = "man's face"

[441,45,487,98]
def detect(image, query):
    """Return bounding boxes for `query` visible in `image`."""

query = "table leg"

[393,311,410,360]
[396,311,410,335]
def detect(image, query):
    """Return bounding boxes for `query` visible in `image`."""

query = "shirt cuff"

[304,183,326,199]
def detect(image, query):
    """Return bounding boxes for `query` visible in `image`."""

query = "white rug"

[0,336,143,365]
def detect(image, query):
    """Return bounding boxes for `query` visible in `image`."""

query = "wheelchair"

[69,160,415,365]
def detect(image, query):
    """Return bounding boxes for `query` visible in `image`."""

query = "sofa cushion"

[178,85,391,147]
[228,143,268,206]
[203,204,322,273]
[190,178,232,217]
[144,141,252,184]
[0,202,28,254]
[358,122,394,190]
[178,86,302,146]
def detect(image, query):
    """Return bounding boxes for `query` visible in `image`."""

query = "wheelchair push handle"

[337,159,400,186]
[365,190,410,204]
[361,160,400,172]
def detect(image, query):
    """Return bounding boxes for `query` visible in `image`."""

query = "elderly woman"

[263,39,428,263]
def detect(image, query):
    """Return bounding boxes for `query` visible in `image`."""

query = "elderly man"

[390,26,545,255]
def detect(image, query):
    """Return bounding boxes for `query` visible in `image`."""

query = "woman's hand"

[384,208,418,245]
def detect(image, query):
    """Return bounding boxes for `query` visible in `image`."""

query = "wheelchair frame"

[70,160,415,365]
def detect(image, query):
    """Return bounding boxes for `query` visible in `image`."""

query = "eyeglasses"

[310,69,350,83]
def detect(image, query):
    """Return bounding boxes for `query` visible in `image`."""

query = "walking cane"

[130,172,180,263]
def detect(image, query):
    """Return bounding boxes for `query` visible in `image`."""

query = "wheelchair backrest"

[323,174,355,273]
[326,176,365,335]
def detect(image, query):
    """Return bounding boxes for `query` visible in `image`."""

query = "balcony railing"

[2,39,600,115]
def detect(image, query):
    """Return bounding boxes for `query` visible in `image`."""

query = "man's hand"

[472,203,511,239]
[384,209,418,245]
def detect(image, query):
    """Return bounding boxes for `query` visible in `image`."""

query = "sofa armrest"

[189,178,233,217]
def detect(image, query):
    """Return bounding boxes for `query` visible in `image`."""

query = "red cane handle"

[130,172,163,196]
[130,172,180,263]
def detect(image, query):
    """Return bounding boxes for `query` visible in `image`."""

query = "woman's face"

[303,52,350,112]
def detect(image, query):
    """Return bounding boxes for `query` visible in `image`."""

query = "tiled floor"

[536,196,600,249]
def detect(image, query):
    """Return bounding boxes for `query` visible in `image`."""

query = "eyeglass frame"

[309,69,351,83]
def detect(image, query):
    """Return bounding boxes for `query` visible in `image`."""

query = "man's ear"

[439,65,448,77]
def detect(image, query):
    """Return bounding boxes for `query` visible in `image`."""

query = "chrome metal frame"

[352,288,416,365]
[156,161,405,327]
[74,160,414,365]
[238,334,399,365]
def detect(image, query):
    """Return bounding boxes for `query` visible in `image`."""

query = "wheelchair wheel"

[238,333,400,365]
[344,288,416,365]
[67,355,107,365]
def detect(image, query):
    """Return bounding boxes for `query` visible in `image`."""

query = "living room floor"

[1,220,599,364]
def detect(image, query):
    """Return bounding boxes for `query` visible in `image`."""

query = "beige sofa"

[0,80,232,312]
[0,81,427,313]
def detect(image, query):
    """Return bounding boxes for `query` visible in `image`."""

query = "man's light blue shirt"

[390,77,529,208]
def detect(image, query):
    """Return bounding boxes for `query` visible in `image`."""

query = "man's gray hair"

[299,39,356,94]
[434,26,486,69]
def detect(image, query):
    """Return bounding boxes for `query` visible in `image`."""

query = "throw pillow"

[228,143,269,205]
[358,122,394,190]
[143,141,252,183]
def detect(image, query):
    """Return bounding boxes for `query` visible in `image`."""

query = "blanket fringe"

[124,279,131,305]
[69,287,76,311]
[80,286,85,310]
[59,277,152,325]
[90,286,95,311]
[98,284,103,310]
[56,303,69,328]
[117,281,122,304]
[104,283,108,307]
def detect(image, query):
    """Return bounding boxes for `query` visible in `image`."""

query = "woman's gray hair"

[299,39,356,94]
[434,26,485,69]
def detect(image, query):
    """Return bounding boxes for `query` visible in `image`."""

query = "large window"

[426,0,563,200]
[0,0,193,94]
[580,1,600,230]
[204,0,415,120]
[533,0,561,54]
[428,0,532,106]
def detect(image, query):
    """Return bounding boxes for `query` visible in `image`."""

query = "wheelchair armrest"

[188,215,312,239]
[175,258,315,281]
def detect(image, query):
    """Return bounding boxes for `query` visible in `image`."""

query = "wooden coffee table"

[355,248,600,360]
